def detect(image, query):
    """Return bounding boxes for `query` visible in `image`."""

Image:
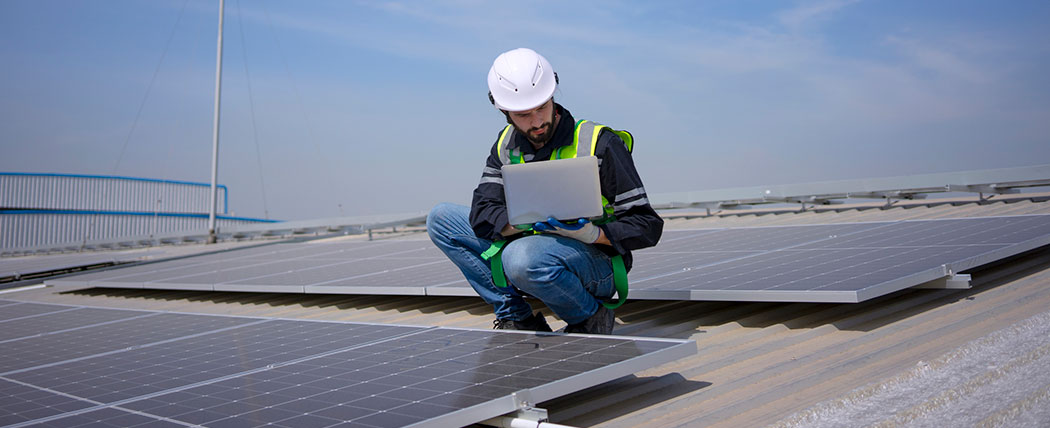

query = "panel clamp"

[480,391,578,427]
[913,272,972,289]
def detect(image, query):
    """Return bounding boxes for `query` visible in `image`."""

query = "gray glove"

[533,217,600,244]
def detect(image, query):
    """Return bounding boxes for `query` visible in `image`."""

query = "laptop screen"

[501,156,604,226]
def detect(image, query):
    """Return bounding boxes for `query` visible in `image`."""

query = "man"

[427,48,662,334]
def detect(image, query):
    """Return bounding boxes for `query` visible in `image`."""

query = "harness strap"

[482,238,628,309]
[480,240,509,289]
[594,214,627,309]
[605,255,628,310]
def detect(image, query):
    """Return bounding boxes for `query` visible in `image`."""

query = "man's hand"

[533,217,601,244]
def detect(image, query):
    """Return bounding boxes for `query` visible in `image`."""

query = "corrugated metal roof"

[6,194,1050,427]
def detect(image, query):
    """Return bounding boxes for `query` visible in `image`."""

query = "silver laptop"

[501,156,603,226]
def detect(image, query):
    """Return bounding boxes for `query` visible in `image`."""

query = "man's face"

[507,98,556,146]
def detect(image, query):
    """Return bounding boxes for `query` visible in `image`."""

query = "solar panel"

[46,215,1050,303]
[0,253,132,283]
[0,241,269,289]
[0,301,695,428]
[627,214,1050,302]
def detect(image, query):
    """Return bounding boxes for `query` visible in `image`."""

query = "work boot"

[492,319,515,330]
[492,312,552,332]
[563,306,615,335]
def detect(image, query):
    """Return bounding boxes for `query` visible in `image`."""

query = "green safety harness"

[480,120,634,309]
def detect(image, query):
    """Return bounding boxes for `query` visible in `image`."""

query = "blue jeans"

[426,203,615,325]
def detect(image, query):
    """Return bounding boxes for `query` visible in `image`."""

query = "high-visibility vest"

[482,120,633,310]
[497,120,634,222]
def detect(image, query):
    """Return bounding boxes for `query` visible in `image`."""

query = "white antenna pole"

[207,0,225,244]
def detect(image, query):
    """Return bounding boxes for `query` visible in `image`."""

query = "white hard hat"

[487,48,558,112]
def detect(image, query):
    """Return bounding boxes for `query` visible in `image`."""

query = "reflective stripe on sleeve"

[480,167,504,186]
[614,197,650,212]
[615,187,646,203]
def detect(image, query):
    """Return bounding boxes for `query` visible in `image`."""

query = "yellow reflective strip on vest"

[572,120,585,154]
[496,125,513,165]
[574,120,592,159]
[588,124,603,157]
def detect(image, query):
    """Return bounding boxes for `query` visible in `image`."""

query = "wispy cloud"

[884,35,995,84]
[778,0,861,31]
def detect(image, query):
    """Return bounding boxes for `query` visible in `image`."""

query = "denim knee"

[502,238,557,290]
[427,202,457,228]
[427,202,460,241]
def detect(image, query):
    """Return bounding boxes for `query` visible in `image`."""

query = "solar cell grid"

[88,243,450,291]
[0,303,694,428]
[64,243,364,287]
[22,407,183,428]
[0,303,70,322]
[796,216,1050,249]
[0,307,151,342]
[0,379,96,427]
[236,243,379,262]
[659,222,890,252]
[148,259,349,285]
[630,251,763,280]
[5,320,422,404]
[233,258,433,286]
[637,245,1017,301]
[44,214,1050,304]
[300,260,463,289]
[0,313,259,374]
[236,241,438,262]
[100,328,684,428]
[221,258,439,287]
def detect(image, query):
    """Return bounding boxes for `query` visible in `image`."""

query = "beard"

[511,106,558,147]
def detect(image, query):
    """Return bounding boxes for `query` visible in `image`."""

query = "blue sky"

[2,0,1048,220]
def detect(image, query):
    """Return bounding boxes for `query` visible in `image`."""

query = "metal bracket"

[946,184,1020,202]
[479,407,552,427]
[479,391,563,427]
[510,406,549,423]
[913,272,972,289]
[509,391,546,421]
